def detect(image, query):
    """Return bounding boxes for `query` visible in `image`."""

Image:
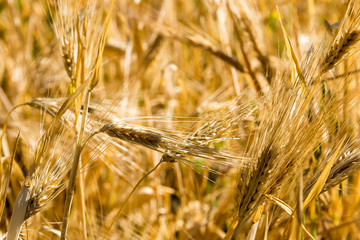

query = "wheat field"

[1,0,360,239]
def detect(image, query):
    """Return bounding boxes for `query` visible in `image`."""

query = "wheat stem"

[104,160,163,237]
[79,159,87,239]
[61,90,91,240]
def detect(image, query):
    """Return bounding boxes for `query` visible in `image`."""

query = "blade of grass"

[8,187,30,240]
[264,194,314,240]
[304,137,347,208]
[0,133,19,223]
[277,6,306,88]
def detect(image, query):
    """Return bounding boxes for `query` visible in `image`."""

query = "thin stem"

[81,130,100,151]
[0,103,26,158]
[79,159,87,239]
[61,90,91,240]
[343,61,349,134]
[104,160,163,238]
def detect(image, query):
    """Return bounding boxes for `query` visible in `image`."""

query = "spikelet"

[24,122,76,219]
[304,140,360,196]
[100,121,247,167]
[320,0,360,74]
[230,73,343,237]
[54,0,113,92]
[321,30,360,74]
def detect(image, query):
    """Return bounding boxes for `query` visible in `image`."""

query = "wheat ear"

[321,30,360,74]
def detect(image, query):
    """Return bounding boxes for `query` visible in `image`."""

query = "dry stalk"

[104,159,163,236]
[61,91,91,240]
[57,1,114,238]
